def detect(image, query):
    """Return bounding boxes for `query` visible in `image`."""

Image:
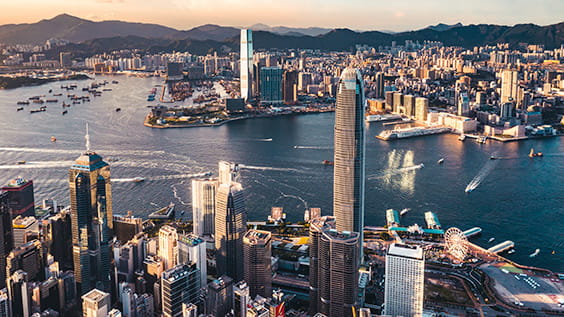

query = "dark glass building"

[2,178,35,218]
[0,192,13,289]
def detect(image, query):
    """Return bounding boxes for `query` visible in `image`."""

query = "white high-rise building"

[158,225,178,271]
[384,243,425,317]
[240,29,253,102]
[178,233,207,286]
[82,289,111,317]
[191,178,219,237]
[218,161,239,185]
[501,69,518,104]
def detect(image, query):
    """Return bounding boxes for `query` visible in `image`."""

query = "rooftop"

[82,288,109,303]
[388,243,424,260]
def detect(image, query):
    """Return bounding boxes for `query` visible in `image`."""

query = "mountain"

[178,24,240,41]
[248,23,332,36]
[426,22,464,32]
[0,14,182,44]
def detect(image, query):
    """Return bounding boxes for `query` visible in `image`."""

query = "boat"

[529,249,540,257]
[32,99,44,104]
[17,107,24,111]
[107,157,119,162]
[30,109,45,113]
[112,80,119,84]
[322,160,334,165]
[376,126,451,140]
[528,148,543,158]
[400,208,411,216]
[62,110,68,115]
[148,202,175,220]
[508,249,515,254]
[437,158,445,164]
[476,136,487,144]
[53,93,62,96]
[488,238,495,243]
[132,177,145,183]
[46,99,58,103]
[458,134,466,141]
[17,161,26,165]
[48,89,52,93]
[203,171,213,177]
[365,114,402,122]
[180,210,185,215]
[103,88,112,91]
[51,136,56,142]
[73,101,81,104]
[490,155,497,160]
[17,101,29,105]
[116,108,121,112]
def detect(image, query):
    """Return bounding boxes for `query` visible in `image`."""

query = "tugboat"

[528,148,543,158]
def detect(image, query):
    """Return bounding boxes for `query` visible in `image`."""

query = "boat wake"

[465,157,499,193]
[0,147,79,154]
[239,164,300,172]
[113,172,211,183]
[0,161,74,169]
[293,145,331,150]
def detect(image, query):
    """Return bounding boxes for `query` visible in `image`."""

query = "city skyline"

[0,0,563,32]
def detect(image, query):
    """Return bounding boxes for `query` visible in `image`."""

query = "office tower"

[457,91,470,116]
[243,230,272,298]
[333,67,365,260]
[113,213,143,243]
[69,146,113,295]
[177,234,207,286]
[375,72,384,99]
[182,303,198,317]
[283,70,298,104]
[2,177,35,218]
[0,193,13,289]
[259,67,284,104]
[233,281,250,317]
[0,289,8,317]
[298,72,312,92]
[8,270,30,317]
[166,62,184,81]
[215,182,247,281]
[206,276,233,317]
[218,160,239,185]
[403,94,416,117]
[12,216,38,247]
[6,239,43,281]
[384,243,425,317]
[47,211,73,271]
[37,276,63,312]
[240,29,253,102]
[121,284,153,317]
[384,91,394,111]
[415,97,429,121]
[318,229,360,317]
[500,102,515,120]
[392,92,403,113]
[308,216,335,314]
[82,288,111,317]
[158,225,178,271]
[191,178,219,237]
[501,69,518,104]
[161,263,201,317]
[476,91,487,107]
[60,52,72,68]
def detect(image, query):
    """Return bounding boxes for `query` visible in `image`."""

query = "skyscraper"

[259,67,284,105]
[283,70,298,104]
[384,243,425,317]
[240,29,253,102]
[308,216,336,315]
[333,67,365,260]
[69,146,112,294]
[177,234,207,286]
[0,192,13,290]
[375,72,384,99]
[243,229,272,298]
[7,270,30,317]
[161,263,201,317]
[233,281,250,317]
[82,288,111,317]
[501,69,518,104]
[214,182,247,281]
[191,178,219,237]
[206,276,233,317]
[2,177,35,218]
[318,229,360,317]
[159,225,178,271]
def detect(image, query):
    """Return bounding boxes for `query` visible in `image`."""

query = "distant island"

[0,74,91,89]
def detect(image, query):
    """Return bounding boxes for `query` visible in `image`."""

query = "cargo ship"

[376,126,450,140]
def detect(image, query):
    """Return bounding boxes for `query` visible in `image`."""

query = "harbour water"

[0,75,562,271]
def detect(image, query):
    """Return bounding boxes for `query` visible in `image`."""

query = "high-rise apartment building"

[159,225,178,271]
[415,97,429,121]
[177,234,207,285]
[191,178,219,237]
[2,177,35,218]
[161,263,201,317]
[283,70,298,104]
[384,243,425,317]
[68,149,112,295]
[240,29,253,102]
[333,67,365,260]
[82,288,111,317]
[243,230,272,298]
[0,193,13,290]
[259,67,284,104]
[501,69,518,104]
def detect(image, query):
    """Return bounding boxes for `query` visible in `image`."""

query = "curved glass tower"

[333,67,365,259]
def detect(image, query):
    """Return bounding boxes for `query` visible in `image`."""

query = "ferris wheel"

[444,227,468,261]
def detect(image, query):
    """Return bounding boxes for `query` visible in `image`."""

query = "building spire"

[85,122,91,152]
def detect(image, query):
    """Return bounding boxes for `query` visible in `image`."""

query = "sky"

[1,0,563,32]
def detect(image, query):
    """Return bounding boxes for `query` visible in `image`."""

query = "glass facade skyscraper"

[333,67,365,259]
[240,29,253,102]
[259,66,283,105]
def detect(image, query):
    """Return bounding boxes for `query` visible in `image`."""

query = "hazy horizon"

[1,0,563,32]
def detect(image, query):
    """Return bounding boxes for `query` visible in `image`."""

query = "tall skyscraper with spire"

[333,67,365,260]
[240,29,253,102]
[69,124,112,295]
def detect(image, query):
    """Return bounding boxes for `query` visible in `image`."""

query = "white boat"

[508,249,515,254]
[529,249,540,258]
[376,126,451,140]
[365,114,402,122]
[437,158,445,164]
[400,208,411,216]
[488,237,495,243]
[458,134,466,141]
[132,177,145,183]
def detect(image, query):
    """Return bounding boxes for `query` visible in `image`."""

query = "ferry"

[132,177,145,183]
[376,126,450,140]
[32,99,44,104]
[528,148,543,158]
[400,208,411,216]
[322,160,334,165]
[437,158,445,164]
[488,237,495,243]
[529,249,540,258]
[365,114,402,122]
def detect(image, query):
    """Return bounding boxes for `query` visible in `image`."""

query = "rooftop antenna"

[85,122,91,152]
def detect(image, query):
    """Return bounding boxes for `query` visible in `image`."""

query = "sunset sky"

[2,0,563,31]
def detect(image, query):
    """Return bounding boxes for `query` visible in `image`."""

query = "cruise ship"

[376,126,451,140]
[365,114,402,122]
